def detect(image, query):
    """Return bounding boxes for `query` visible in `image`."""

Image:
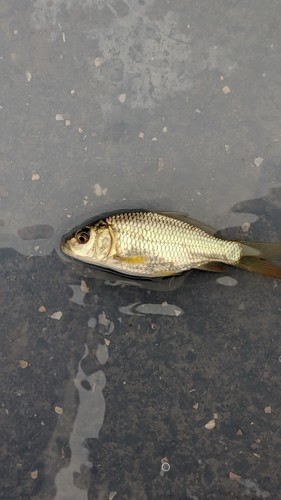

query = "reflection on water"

[119,301,183,317]
[104,272,187,291]
[216,276,238,287]
[55,346,106,500]
[69,284,88,306]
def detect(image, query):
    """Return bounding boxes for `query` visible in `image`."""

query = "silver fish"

[61,210,281,279]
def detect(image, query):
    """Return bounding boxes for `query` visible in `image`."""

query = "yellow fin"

[237,256,281,279]
[114,254,147,265]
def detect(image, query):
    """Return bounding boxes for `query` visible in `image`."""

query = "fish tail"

[237,241,281,279]
[240,241,281,260]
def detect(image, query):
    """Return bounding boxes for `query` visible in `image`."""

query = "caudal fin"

[240,241,281,260]
[237,256,281,279]
[237,241,281,279]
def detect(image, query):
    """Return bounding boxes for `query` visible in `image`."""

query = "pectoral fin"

[114,254,148,265]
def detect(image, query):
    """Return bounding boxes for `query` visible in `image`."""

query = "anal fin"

[197,261,229,273]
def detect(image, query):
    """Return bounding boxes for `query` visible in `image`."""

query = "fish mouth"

[60,239,73,256]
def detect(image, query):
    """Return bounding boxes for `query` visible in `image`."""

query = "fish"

[60,209,281,279]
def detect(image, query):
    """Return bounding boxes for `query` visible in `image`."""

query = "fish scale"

[106,211,242,271]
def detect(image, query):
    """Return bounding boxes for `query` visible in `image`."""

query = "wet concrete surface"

[2,0,281,255]
[1,0,281,498]
[1,192,281,499]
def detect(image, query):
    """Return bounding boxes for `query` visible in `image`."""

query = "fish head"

[60,223,112,264]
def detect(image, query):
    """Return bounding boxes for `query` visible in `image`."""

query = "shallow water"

[1,0,281,498]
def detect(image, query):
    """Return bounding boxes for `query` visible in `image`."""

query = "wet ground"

[2,193,281,499]
[1,0,281,499]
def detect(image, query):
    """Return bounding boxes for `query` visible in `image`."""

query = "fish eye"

[75,228,90,244]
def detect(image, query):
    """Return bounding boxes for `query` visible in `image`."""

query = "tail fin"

[237,256,281,279]
[240,241,281,260]
[237,241,281,279]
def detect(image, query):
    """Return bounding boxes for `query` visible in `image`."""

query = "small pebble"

[54,405,63,415]
[50,311,63,320]
[229,471,241,481]
[94,57,102,67]
[264,406,272,414]
[25,70,32,82]
[55,114,64,121]
[254,157,264,167]
[18,360,28,369]
[80,280,89,293]
[222,85,231,94]
[109,493,117,500]
[118,93,126,104]
[31,173,40,181]
[205,419,216,430]
[241,222,251,233]
[94,183,107,196]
